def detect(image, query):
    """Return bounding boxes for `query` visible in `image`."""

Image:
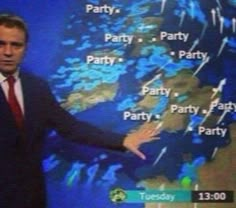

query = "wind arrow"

[161,0,167,14]
[179,10,186,27]
[200,22,208,39]
[193,56,210,76]
[217,37,228,57]
[211,78,227,98]
[217,109,229,124]
[201,98,220,124]
[152,146,167,166]
[211,147,219,159]
[216,0,222,10]
[232,18,236,33]
[220,16,224,34]
[189,38,200,52]
[211,9,216,26]
[190,0,195,19]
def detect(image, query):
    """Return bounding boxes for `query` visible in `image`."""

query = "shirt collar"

[0,70,20,84]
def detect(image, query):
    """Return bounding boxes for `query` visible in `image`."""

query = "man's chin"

[0,67,18,75]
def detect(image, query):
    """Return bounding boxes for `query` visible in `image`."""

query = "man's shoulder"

[19,71,52,94]
[20,71,48,86]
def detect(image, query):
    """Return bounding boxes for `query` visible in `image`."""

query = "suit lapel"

[0,86,8,109]
[0,85,17,126]
[20,73,31,122]
[20,73,35,143]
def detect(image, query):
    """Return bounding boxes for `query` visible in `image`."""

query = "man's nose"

[3,44,13,56]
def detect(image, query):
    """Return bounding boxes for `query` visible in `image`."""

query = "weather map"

[1,0,235,208]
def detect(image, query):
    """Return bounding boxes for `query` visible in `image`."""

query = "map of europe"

[46,1,236,207]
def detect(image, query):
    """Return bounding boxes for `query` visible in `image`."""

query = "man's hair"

[0,14,28,42]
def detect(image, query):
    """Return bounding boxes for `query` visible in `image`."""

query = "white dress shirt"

[0,71,25,114]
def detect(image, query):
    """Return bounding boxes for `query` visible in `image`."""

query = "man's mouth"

[1,60,14,65]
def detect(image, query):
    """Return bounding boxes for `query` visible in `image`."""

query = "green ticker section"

[124,190,191,203]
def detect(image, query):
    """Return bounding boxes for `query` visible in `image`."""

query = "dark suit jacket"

[0,71,124,208]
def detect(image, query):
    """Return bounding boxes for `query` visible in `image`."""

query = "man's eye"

[12,42,24,48]
[11,42,24,48]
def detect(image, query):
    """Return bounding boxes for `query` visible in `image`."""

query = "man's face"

[0,25,26,75]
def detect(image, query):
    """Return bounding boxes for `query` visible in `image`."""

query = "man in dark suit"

[0,14,155,208]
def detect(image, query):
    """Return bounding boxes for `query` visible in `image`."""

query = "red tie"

[7,75,24,130]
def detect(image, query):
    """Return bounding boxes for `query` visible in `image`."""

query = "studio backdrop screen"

[1,0,235,208]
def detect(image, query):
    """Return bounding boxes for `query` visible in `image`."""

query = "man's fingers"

[130,148,146,160]
[140,130,158,142]
[142,128,158,137]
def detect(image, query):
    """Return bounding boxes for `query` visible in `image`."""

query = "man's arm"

[43,82,156,158]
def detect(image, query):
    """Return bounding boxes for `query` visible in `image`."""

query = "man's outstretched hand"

[122,123,160,160]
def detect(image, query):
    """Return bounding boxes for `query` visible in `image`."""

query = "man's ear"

[23,42,28,56]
